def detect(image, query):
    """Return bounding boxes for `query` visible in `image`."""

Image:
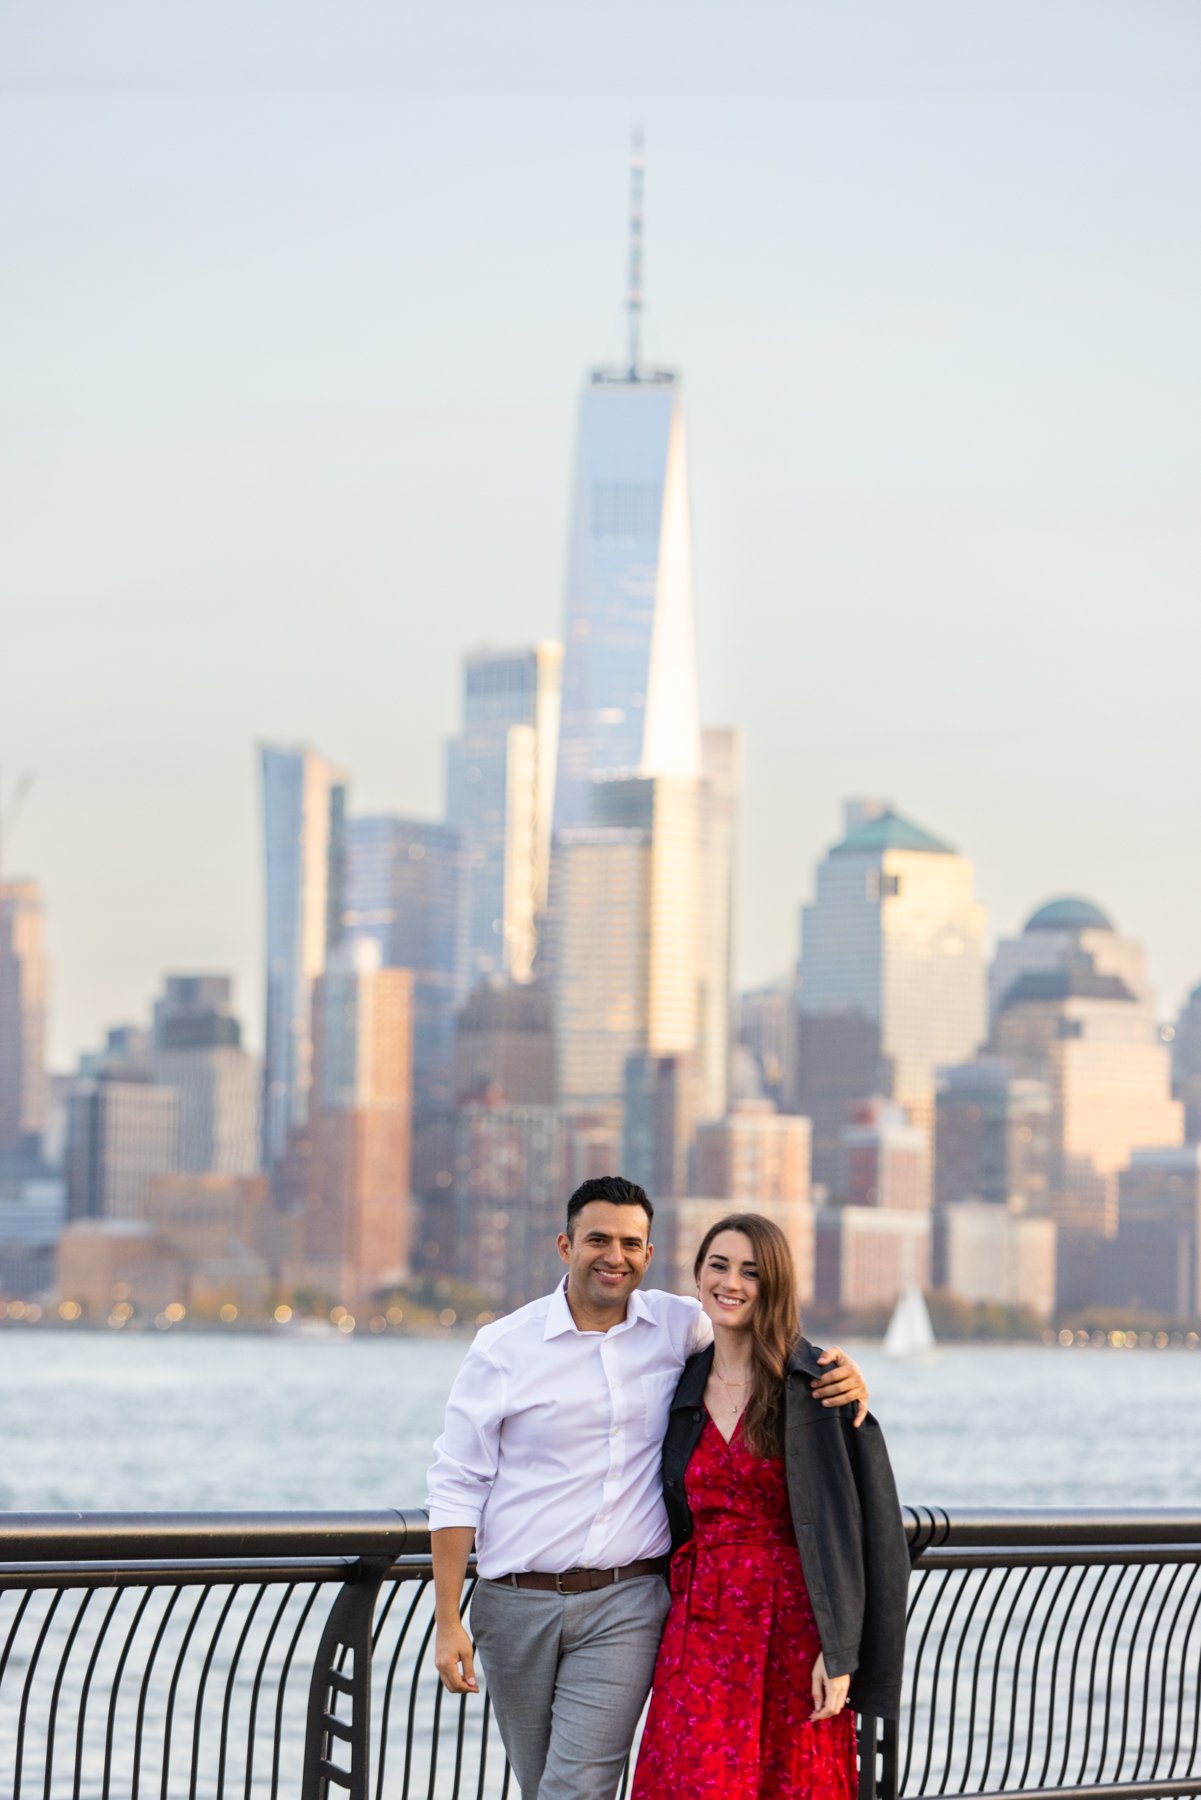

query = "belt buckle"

[555,1569,570,1594]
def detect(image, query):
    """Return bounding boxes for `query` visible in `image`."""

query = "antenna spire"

[626,127,645,379]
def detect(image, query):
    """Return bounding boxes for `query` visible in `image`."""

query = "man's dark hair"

[566,1175,654,1237]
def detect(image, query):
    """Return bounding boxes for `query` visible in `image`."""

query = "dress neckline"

[703,1403,746,1449]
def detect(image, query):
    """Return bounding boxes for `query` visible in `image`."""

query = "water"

[2,1330,1199,1513]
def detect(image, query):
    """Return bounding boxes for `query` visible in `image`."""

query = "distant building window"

[866,870,902,901]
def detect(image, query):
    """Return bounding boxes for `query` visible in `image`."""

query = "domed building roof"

[1024,896,1113,935]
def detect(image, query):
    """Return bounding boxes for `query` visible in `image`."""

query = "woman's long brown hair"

[694,1212,802,1458]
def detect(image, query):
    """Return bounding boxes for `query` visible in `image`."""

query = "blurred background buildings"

[3,147,1199,1336]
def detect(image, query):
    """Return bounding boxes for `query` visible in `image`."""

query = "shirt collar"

[543,1276,653,1340]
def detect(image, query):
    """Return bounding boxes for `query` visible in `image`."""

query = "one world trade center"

[552,137,703,832]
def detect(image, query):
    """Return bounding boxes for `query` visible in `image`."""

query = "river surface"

[2,1330,1198,1513]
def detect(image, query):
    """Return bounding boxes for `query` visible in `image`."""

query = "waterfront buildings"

[1104,1147,1201,1318]
[837,1100,931,1212]
[937,1200,1057,1321]
[689,1100,814,1301]
[450,1102,568,1308]
[814,1204,932,1313]
[290,939,414,1302]
[453,981,555,1106]
[260,744,347,1169]
[691,1101,812,1212]
[343,815,465,1113]
[736,981,794,1109]
[150,975,259,1176]
[622,1052,700,1200]
[794,802,987,1184]
[0,879,49,1156]
[987,901,1182,1248]
[1173,984,1201,1142]
[980,901,1183,1311]
[935,1060,1054,1212]
[65,1074,179,1222]
[447,643,562,989]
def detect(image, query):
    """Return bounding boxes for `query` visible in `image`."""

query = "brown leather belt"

[497,1557,668,1595]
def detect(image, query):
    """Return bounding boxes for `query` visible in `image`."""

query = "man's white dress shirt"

[425,1281,713,1579]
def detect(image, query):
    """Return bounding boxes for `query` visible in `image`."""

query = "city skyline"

[5,3,1201,1066]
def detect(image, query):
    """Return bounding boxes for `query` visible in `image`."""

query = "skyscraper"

[150,974,260,1175]
[794,803,988,1184]
[0,880,49,1155]
[547,141,735,1125]
[65,1074,179,1222]
[446,642,562,988]
[260,744,347,1169]
[986,901,1183,1256]
[295,939,413,1302]
[342,815,465,1113]
[1172,983,1201,1142]
[553,139,702,830]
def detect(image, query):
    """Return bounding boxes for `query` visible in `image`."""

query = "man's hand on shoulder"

[811,1346,869,1428]
[434,1618,479,1695]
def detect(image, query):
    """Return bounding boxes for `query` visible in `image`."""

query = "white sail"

[883,1285,936,1358]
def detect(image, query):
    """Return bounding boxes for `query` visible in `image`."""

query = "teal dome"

[1024,897,1113,934]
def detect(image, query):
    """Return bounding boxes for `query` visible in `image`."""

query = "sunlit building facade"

[447,642,562,988]
[837,1099,931,1212]
[938,1200,1057,1321]
[260,744,347,1169]
[986,902,1183,1303]
[292,939,414,1302]
[795,804,987,1183]
[553,372,701,832]
[0,879,49,1155]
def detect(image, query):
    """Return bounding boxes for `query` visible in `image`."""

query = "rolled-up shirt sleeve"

[425,1342,506,1532]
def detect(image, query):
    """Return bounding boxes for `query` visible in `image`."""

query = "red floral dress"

[631,1411,858,1800]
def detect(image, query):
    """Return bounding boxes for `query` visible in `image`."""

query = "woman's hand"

[810,1652,851,1721]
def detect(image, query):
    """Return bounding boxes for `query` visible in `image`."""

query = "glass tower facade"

[342,815,465,1113]
[446,642,562,989]
[0,879,49,1155]
[553,373,701,830]
[260,744,347,1170]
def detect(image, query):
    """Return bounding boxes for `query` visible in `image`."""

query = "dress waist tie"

[670,1531,796,1624]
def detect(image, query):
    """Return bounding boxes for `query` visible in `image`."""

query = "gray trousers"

[469,1574,671,1800]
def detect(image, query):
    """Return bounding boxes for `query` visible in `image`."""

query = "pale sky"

[3,1,1199,1067]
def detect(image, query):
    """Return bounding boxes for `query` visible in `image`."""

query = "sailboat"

[883,1284,936,1358]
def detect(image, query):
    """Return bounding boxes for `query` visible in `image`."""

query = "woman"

[632,1212,910,1800]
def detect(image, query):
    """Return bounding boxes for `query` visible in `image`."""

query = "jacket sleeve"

[842,1410,910,1720]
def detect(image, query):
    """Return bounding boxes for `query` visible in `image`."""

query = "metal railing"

[2,1508,1201,1799]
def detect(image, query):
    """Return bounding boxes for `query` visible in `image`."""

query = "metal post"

[301,1554,394,1800]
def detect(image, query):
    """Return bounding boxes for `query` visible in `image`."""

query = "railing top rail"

[904,1505,1201,1552]
[3,1505,1201,1569]
[0,1506,431,1563]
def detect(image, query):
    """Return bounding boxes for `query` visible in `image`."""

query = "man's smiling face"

[558,1201,653,1323]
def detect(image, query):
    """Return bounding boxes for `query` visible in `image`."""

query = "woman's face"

[697,1229,760,1331]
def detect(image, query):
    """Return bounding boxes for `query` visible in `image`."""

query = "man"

[427,1175,868,1800]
